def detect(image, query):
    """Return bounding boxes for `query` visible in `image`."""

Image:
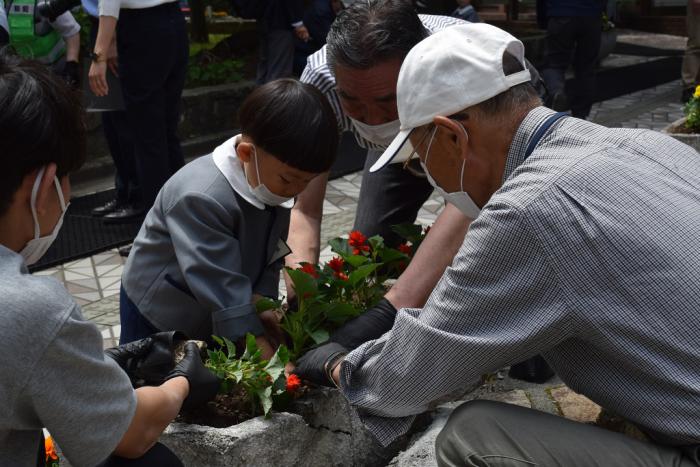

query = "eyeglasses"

[402,124,434,177]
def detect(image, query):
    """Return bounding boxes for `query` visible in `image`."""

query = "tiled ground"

[36,78,687,348]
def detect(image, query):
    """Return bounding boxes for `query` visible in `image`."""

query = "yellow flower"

[694,85,700,98]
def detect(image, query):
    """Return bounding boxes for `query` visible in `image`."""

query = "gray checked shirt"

[339,106,700,447]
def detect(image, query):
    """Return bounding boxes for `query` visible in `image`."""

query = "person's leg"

[162,6,188,176]
[262,28,295,82]
[570,16,602,119]
[119,285,158,344]
[541,17,575,110]
[682,5,700,99]
[436,400,697,467]
[99,442,183,467]
[353,150,434,246]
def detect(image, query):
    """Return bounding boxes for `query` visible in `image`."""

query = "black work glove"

[165,342,220,410]
[105,331,187,386]
[295,341,348,387]
[329,298,397,349]
[61,61,81,89]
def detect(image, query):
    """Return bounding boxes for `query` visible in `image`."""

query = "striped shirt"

[339,106,700,447]
[300,15,546,150]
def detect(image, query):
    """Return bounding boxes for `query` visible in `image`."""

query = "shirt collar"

[503,106,558,183]
[212,135,297,210]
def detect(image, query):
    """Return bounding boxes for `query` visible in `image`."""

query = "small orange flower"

[299,263,319,278]
[327,257,345,273]
[398,243,412,255]
[286,374,301,393]
[45,435,58,461]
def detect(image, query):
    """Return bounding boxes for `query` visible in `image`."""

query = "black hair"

[326,0,428,72]
[238,79,338,173]
[0,48,86,216]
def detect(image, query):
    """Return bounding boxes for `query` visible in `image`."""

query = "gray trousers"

[353,149,434,246]
[436,400,700,467]
[256,27,295,84]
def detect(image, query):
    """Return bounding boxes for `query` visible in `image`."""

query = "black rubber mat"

[29,189,142,272]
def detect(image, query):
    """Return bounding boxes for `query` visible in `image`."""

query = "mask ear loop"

[252,145,264,188]
[29,167,47,239]
[53,177,67,212]
[423,126,439,168]
[455,122,469,193]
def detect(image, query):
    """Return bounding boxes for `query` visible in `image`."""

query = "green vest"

[7,0,65,64]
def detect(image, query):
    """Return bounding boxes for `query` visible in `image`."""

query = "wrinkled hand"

[294,25,310,42]
[330,298,397,349]
[294,341,347,387]
[166,342,220,409]
[89,60,108,96]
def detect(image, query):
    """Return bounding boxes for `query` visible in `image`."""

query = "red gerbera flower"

[299,263,319,278]
[327,257,345,273]
[286,374,301,393]
[398,243,412,255]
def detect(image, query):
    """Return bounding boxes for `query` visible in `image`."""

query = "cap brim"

[369,128,414,173]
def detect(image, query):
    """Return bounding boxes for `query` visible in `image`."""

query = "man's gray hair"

[326,0,428,72]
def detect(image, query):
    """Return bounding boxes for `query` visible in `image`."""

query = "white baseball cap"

[370,23,532,172]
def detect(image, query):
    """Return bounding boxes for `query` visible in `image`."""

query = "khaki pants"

[436,400,699,467]
[683,5,700,89]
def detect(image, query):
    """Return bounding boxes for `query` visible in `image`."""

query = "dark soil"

[178,389,255,428]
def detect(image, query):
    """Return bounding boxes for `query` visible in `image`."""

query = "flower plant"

[685,85,700,132]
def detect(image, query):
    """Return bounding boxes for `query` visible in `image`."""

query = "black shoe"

[508,355,555,383]
[550,91,569,112]
[118,244,132,257]
[91,199,119,217]
[102,205,145,224]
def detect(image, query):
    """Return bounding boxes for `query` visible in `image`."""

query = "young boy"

[120,79,339,358]
[0,50,217,467]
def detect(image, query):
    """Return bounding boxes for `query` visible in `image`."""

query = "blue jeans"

[119,286,158,344]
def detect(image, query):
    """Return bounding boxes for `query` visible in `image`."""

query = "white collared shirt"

[212,134,295,211]
[99,0,178,19]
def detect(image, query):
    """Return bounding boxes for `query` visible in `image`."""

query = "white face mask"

[20,167,69,265]
[349,117,401,148]
[420,125,481,220]
[245,145,294,207]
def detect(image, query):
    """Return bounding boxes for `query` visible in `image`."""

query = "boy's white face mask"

[20,167,69,265]
[420,124,481,220]
[245,145,293,207]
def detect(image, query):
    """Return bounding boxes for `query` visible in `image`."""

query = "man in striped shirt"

[292,0,551,381]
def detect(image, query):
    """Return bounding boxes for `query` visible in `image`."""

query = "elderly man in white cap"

[296,23,700,465]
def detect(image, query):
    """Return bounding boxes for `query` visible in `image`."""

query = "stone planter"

[160,388,426,467]
[662,117,700,152]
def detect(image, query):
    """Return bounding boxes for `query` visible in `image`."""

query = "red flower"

[352,245,370,255]
[398,243,412,255]
[398,261,408,271]
[286,374,301,393]
[299,263,319,278]
[335,272,349,281]
[327,257,345,273]
[348,230,367,246]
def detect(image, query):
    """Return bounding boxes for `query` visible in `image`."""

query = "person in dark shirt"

[451,0,480,23]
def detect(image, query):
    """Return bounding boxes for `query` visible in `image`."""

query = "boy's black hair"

[0,49,86,216]
[238,79,339,173]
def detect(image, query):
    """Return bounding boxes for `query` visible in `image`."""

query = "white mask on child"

[245,145,294,207]
[20,167,69,265]
[420,125,481,220]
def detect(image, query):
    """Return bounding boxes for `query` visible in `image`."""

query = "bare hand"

[89,60,109,96]
[295,25,310,42]
[259,309,285,350]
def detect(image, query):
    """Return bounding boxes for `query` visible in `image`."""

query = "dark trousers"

[89,16,140,207]
[98,442,183,467]
[116,2,188,208]
[119,285,158,344]
[542,16,602,119]
[436,400,700,467]
[256,25,295,84]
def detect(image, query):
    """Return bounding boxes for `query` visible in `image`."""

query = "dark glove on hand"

[329,298,397,349]
[104,336,155,373]
[166,342,220,410]
[295,341,347,387]
[105,331,187,386]
[62,61,81,89]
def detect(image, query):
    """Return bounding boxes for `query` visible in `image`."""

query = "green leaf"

[391,223,423,242]
[329,237,353,258]
[344,254,370,268]
[232,369,244,383]
[379,247,407,264]
[256,297,281,314]
[242,333,260,362]
[223,336,238,358]
[348,263,381,287]
[211,335,224,347]
[308,328,330,345]
[368,235,384,251]
[264,345,289,382]
[259,386,273,416]
[325,302,361,324]
[286,267,318,300]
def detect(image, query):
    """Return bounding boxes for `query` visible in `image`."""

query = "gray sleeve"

[50,12,80,38]
[253,260,282,298]
[0,3,8,34]
[165,192,264,342]
[339,201,573,445]
[27,305,136,467]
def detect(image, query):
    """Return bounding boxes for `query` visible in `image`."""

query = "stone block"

[549,386,601,423]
